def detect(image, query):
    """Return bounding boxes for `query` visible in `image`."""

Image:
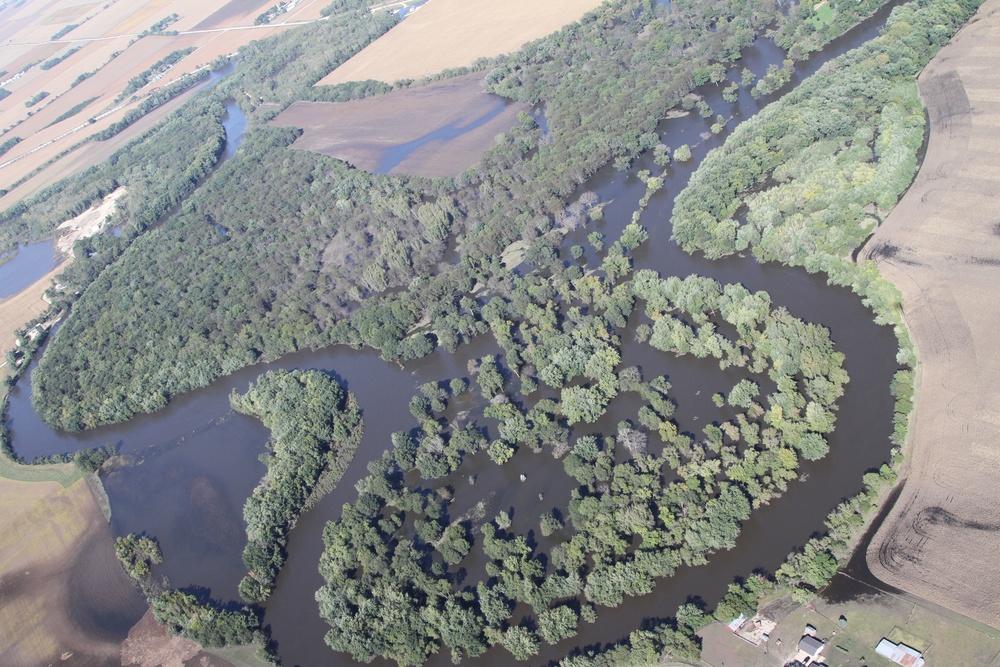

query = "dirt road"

[862,0,1000,629]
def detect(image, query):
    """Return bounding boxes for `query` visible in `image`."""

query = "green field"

[807,1,836,28]
[700,582,1000,667]
[0,451,82,487]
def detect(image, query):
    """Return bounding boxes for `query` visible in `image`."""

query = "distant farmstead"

[876,638,926,666]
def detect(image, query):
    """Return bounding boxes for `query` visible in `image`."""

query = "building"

[876,638,926,667]
[797,634,826,663]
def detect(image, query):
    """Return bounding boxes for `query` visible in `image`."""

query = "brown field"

[0,0,312,208]
[272,72,530,177]
[317,0,604,86]
[0,476,146,666]
[862,0,1000,630]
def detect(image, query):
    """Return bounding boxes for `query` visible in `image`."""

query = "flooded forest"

[0,0,981,664]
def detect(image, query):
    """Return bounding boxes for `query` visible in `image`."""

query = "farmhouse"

[875,638,926,666]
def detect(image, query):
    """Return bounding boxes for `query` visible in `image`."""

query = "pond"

[5,2,909,664]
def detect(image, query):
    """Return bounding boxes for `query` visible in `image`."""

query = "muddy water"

[5,2,909,665]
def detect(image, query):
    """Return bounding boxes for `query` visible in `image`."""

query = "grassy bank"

[0,450,82,487]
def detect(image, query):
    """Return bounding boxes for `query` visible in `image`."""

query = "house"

[797,634,826,663]
[876,638,926,667]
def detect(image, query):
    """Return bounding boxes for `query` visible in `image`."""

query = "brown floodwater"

[4,2,911,664]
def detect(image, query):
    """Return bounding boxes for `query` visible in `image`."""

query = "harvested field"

[190,0,275,31]
[317,0,604,85]
[862,0,1000,630]
[272,72,531,177]
[0,0,317,208]
[0,476,146,666]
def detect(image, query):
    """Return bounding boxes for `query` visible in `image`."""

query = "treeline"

[45,96,97,128]
[40,46,82,70]
[94,69,210,141]
[0,135,21,158]
[113,532,272,658]
[50,23,79,40]
[229,369,363,603]
[24,91,49,108]
[151,590,264,651]
[0,92,225,256]
[316,217,848,665]
[118,48,195,100]
[672,0,983,367]
[772,0,893,60]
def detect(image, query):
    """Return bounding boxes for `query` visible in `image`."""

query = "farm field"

[317,0,605,85]
[0,0,316,207]
[0,475,145,666]
[862,0,1000,629]
[272,72,531,177]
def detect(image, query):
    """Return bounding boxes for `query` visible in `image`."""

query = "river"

[5,2,906,665]
[0,239,63,298]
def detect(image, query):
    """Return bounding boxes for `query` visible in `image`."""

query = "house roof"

[798,635,825,655]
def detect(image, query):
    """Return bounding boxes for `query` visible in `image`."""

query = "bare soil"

[121,610,237,667]
[272,72,529,177]
[862,0,1000,630]
[0,477,146,666]
[317,0,604,86]
[56,186,126,253]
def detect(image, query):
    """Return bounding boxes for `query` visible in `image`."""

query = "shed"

[876,638,925,667]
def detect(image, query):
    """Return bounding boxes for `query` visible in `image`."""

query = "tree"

[503,626,540,661]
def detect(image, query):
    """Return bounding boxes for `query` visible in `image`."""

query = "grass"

[807,1,836,29]
[0,450,83,487]
[699,585,1000,667]
[205,642,274,667]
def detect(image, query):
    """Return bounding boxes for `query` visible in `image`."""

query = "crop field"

[862,0,1000,630]
[317,0,604,86]
[0,476,143,666]
[0,0,317,208]
[272,72,530,177]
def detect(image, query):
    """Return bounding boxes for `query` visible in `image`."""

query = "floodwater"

[5,1,910,664]
[0,240,62,299]
[221,98,247,160]
[377,97,513,173]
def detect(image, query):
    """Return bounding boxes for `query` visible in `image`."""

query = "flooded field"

[272,73,530,177]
